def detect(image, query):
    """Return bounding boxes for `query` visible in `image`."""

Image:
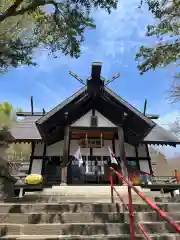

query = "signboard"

[79,138,104,148]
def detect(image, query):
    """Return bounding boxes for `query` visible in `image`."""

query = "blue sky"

[0,0,179,157]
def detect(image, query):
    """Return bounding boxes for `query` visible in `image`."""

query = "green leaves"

[0,0,117,73]
[34,3,96,58]
[136,0,180,76]
[136,41,180,75]
[0,101,31,161]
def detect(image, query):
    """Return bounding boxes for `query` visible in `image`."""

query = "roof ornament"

[69,63,120,87]
[105,73,121,86]
[69,71,86,85]
[143,99,159,120]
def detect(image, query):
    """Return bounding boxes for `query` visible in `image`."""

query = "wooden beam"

[135,146,140,170]
[42,108,46,115]
[41,144,47,176]
[145,144,153,175]
[105,73,120,86]
[146,114,160,120]
[63,127,70,165]
[117,126,128,180]
[28,142,35,174]
[16,112,44,117]
[69,71,86,85]
[143,98,159,119]
[143,99,147,115]
[61,113,70,185]
[70,126,118,132]
[30,96,34,115]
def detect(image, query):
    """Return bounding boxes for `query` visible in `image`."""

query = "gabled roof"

[35,62,157,144]
[6,62,180,146]
[36,86,154,128]
[143,124,180,146]
[105,87,153,126]
[6,113,180,147]
[37,87,86,125]
[7,116,42,142]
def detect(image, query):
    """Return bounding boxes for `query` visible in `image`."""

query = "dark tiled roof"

[143,124,180,145]
[8,117,180,146]
[37,86,155,128]
[8,116,42,141]
[6,89,180,146]
[105,87,154,127]
[37,87,86,125]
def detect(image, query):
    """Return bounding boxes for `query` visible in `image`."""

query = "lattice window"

[85,157,104,175]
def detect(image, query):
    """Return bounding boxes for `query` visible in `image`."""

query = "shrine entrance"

[68,128,122,185]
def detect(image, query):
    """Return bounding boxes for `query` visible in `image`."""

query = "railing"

[109,167,180,240]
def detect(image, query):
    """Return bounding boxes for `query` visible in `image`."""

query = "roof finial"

[105,73,120,86]
[69,71,86,85]
[143,99,147,115]
[30,96,34,115]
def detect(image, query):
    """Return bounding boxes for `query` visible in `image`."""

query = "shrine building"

[7,62,180,185]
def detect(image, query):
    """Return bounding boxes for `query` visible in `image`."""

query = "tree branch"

[0,0,24,22]
[0,0,59,23]
[14,0,58,16]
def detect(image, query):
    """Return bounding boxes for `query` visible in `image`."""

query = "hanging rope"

[85,133,88,148]
[100,133,103,148]
[85,133,88,173]
[100,133,104,174]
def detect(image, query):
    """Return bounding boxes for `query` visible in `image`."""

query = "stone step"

[8,193,161,202]
[154,196,180,203]
[0,212,180,224]
[0,203,180,213]
[0,234,180,240]
[3,195,160,204]
[3,185,169,204]
[0,222,179,235]
[50,185,149,193]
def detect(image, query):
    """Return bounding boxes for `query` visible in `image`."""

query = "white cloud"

[92,0,153,60]
[30,0,153,74]
[155,110,180,130]
[33,49,71,74]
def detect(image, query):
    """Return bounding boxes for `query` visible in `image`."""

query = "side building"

[6,63,180,185]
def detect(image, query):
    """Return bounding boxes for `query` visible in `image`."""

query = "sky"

[0,0,180,158]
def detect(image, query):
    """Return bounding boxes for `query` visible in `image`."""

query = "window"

[127,160,139,171]
[85,157,104,175]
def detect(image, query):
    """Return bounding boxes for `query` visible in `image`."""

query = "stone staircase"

[0,186,179,239]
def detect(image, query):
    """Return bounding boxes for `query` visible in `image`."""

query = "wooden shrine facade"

[5,62,180,185]
[28,122,153,184]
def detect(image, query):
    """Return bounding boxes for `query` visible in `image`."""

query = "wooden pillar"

[30,96,34,115]
[145,144,153,175]
[28,142,35,175]
[61,113,70,185]
[41,144,47,176]
[117,126,128,181]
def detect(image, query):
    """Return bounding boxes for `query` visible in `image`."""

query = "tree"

[0,101,30,161]
[136,0,180,76]
[0,101,13,117]
[136,1,180,133]
[0,0,117,73]
[169,118,180,137]
[0,101,13,134]
[169,73,180,102]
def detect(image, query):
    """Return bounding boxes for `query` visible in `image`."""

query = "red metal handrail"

[109,167,180,240]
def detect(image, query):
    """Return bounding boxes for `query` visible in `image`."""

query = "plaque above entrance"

[79,138,104,148]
